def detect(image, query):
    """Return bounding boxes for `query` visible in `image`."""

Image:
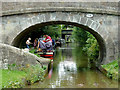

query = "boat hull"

[37,52,54,60]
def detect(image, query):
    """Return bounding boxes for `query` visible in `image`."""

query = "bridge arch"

[10,12,115,65]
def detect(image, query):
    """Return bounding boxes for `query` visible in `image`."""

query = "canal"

[27,43,118,88]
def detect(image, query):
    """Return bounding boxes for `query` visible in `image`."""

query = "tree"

[82,32,99,61]
[72,27,88,46]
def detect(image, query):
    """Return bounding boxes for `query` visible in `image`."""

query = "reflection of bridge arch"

[1,12,116,65]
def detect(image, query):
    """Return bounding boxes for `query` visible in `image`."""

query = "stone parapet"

[0,43,50,69]
[1,2,119,16]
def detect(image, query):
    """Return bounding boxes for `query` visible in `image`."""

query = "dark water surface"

[27,44,118,88]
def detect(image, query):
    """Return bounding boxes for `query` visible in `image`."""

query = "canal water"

[27,44,118,88]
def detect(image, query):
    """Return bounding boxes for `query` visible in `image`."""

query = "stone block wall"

[0,43,50,69]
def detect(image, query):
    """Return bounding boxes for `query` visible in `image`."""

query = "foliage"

[2,64,46,88]
[20,23,99,63]
[8,63,17,70]
[41,25,61,39]
[43,65,47,70]
[20,24,62,48]
[82,32,99,61]
[3,80,24,88]
[24,64,45,85]
[72,27,88,46]
[62,25,99,62]
[101,60,119,80]
[20,24,87,48]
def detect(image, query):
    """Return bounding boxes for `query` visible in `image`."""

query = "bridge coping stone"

[1,2,119,16]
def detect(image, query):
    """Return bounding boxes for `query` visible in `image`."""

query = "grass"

[101,60,118,73]
[1,48,48,88]
[1,69,26,88]
[1,64,46,88]
[101,60,119,80]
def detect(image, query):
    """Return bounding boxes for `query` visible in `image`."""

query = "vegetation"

[1,69,26,88]
[72,27,88,46]
[1,64,46,88]
[20,24,88,48]
[2,23,118,88]
[101,60,119,80]
[20,25,62,48]
[21,23,99,64]
[26,24,99,62]
[24,64,45,85]
[82,32,99,62]
[70,26,99,62]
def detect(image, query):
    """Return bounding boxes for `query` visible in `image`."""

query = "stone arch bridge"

[0,2,119,67]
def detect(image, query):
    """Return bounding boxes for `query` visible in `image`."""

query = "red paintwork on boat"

[40,54,53,57]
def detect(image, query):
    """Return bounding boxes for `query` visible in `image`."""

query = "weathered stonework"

[0,43,50,69]
[1,2,119,16]
[0,2,119,66]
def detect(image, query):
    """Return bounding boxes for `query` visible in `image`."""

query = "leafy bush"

[82,32,99,62]
[72,27,88,46]
[25,64,45,84]
[3,80,24,88]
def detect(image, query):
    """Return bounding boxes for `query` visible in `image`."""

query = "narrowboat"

[36,50,54,60]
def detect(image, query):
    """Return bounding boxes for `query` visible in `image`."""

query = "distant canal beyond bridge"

[26,43,118,88]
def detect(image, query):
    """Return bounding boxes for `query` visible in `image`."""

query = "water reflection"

[26,44,118,88]
[59,61,77,73]
[58,61,77,84]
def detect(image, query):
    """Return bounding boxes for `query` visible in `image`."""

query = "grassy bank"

[2,69,26,88]
[101,60,119,80]
[1,64,46,88]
